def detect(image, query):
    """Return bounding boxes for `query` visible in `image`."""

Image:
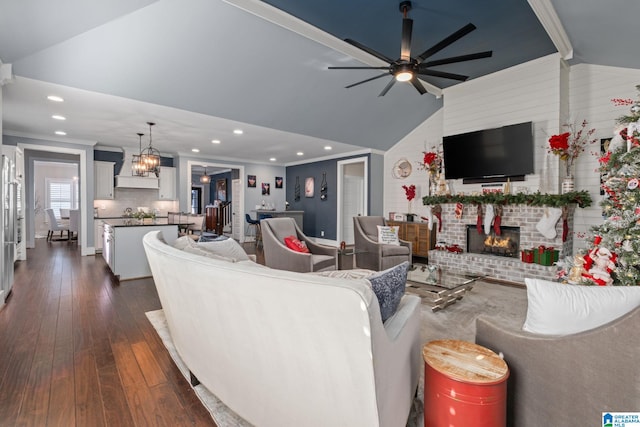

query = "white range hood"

[116,147,159,189]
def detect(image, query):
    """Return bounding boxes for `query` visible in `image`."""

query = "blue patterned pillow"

[367,261,409,322]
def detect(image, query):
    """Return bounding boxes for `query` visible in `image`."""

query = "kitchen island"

[102,219,179,281]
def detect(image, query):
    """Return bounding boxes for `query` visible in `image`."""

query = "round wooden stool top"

[422,339,509,385]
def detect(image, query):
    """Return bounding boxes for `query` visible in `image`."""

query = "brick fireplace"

[427,204,575,284]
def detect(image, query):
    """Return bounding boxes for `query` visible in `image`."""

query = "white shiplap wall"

[384,54,640,255]
[569,63,640,251]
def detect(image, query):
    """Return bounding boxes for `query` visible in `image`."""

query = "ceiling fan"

[328,1,492,96]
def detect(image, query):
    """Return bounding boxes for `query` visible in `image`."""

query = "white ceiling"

[1,0,638,165]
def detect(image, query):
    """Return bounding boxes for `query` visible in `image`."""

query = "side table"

[422,340,509,427]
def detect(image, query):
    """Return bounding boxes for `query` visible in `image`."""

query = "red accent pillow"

[284,236,310,253]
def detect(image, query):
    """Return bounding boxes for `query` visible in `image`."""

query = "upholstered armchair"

[261,217,338,273]
[353,216,412,271]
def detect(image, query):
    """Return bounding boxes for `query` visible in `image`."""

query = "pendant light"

[200,166,210,183]
[131,132,148,176]
[140,121,161,176]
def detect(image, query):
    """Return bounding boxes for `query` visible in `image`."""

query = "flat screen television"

[442,122,534,182]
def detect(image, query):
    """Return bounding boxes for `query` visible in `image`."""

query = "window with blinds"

[46,179,79,219]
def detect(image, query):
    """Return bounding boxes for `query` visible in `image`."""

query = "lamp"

[140,122,161,176]
[131,132,148,176]
[200,166,210,184]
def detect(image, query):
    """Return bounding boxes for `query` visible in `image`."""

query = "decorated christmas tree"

[582,86,640,286]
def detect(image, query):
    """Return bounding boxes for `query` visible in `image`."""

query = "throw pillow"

[197,238,250,262]
[522,278,640,335]
[377,225,400,245]
[183,245,236,262]
[173,235,196,251]
[284,235,310,253]
[367,261,410,322]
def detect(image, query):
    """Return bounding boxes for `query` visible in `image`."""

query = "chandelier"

[200,166,210,183]
[131,132,147,176]
[139,122,161,176]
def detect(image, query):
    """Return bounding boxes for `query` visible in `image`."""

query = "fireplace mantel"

[421,190,592,209]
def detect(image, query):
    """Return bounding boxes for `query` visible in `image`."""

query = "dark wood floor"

[0,239,227,427]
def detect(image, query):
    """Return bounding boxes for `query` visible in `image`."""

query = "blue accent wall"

[286,154,370,239]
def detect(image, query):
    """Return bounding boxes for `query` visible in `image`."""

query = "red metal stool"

[423,339,509,427]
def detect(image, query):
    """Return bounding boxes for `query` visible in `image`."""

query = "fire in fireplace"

[466,225,521,258]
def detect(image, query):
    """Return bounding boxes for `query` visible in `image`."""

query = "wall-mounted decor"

[320,172,328,201]
[247,175,256,188]
[216,178,227,202]
[262,182,270,196]
[275,176,283,189]
[294,176,300,201]
[305,177,314,197]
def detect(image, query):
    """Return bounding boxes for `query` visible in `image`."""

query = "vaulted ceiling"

[1,0,637,164]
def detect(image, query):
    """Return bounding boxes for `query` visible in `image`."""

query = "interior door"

[231,178,241,241]
[337,157,367,244]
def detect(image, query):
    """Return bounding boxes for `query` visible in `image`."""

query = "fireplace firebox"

[466,225,520,258]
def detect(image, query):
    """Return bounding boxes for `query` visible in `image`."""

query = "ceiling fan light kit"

[328,1,493,96]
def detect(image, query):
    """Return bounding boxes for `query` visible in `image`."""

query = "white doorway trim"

[18,143,90,256]
[336,156,368,244]
[187,160,245,242]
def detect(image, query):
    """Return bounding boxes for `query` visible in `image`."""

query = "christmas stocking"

[476,204,483,234]
[421,208,434,230]
[536,207,563,239]
[494,205,503,236]
[455,202,464,220]
[484,204,495,235]
[432,204,443,232]
[561,206,569,242]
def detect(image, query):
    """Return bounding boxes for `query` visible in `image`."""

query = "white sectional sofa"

[142,231,422,427]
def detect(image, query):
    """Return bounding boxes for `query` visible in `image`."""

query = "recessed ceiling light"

[296,152,304,156]
[47,95,64,102]
[211,139,221,144]
[233,129,243,135]
[51,115,66,121]
[192,148,200,153]
[324,146,332,150]
[269,157,276,162]
[55,131,67,136]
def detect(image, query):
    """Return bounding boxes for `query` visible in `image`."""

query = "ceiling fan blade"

[400,18,413,61]
[416,23,476,61]
[378,78,396,97]
[328,66,390,70]
[420,50,493,67]
[345,38,394,63]
[411,78,427,95]
[418,69,469,81]
[345,73,391,89]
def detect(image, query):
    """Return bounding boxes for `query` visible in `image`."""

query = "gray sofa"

[475,305,640,427]
[353,216,412,271]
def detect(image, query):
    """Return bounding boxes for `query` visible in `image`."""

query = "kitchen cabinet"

[102,220,178,280]
[94,220,104,252]
[387,221,436,258]
[158,166,176,200]
[94,161,115,199]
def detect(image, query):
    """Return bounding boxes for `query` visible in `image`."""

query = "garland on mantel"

[421,191,592,208]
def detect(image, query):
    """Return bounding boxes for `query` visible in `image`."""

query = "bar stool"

[255,214,273,248]
[245,214,260,243]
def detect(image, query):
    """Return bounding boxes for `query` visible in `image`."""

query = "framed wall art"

[305,177,314,197]
[262,182,270,195]
[216,178,227,202]
[247,175,256,188]
[275,176,283,189]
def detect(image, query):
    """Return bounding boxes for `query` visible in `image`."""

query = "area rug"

[146,280,527,427]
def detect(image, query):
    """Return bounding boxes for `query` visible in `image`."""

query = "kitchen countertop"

[102,218,177,227]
